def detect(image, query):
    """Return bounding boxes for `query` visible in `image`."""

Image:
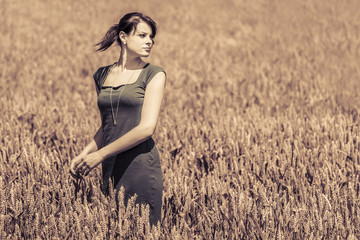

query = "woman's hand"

[69,154,84,179]
[76,151,104,176]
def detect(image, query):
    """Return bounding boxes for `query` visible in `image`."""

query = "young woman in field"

[69,12,166,226]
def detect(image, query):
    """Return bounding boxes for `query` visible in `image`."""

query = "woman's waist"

[103,136,156,152]
[101,116,140,134]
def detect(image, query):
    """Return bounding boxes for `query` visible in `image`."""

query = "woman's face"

[123,21,154,57]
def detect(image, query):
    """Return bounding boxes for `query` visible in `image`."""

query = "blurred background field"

[1,0,360,238]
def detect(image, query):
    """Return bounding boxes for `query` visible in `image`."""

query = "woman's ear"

[119,31,127,45]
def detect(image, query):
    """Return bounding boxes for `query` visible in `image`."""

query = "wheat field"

[1,0,360,239]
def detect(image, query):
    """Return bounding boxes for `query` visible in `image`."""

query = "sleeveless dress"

[93,62,165,226]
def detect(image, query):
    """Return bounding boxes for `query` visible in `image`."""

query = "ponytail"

[95,24,119,52]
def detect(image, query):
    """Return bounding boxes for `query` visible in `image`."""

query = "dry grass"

[1,0,360,239]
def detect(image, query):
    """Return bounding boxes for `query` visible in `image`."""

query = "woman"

[70,12,166,226]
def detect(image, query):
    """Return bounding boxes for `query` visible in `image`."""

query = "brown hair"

[95,12,157,52]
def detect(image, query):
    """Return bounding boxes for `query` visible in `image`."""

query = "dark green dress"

[93,62,165,226]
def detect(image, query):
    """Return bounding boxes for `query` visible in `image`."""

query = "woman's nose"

[146,36,152,45]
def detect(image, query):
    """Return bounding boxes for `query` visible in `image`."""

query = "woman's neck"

[116,50,144,71]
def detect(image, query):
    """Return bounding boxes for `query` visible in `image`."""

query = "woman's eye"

[139,34,145,37]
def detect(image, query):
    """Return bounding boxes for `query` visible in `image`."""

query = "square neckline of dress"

[101,62,150,90]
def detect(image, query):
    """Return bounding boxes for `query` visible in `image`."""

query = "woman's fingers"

[77,160,90,176]
[73,156,83,169]
[69,156,84,179]
[72,153,99,177]
[70,160,81,179]
[84,163,93,176]
[77,160,86,172]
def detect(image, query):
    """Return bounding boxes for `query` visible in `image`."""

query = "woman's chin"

[140,53,150,58]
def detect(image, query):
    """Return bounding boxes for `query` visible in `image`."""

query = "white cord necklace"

[109,66,136,126]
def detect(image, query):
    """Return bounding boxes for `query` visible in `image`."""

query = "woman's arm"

[77,71,166,176]
[78,126,104,157]
[70,81,104,178]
